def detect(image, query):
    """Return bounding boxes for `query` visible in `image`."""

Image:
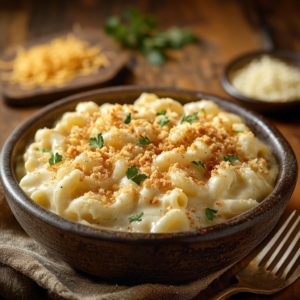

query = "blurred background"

[1,0,299,93]
[1,0,299,144]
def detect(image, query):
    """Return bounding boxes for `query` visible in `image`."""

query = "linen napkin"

[0,181,232,300]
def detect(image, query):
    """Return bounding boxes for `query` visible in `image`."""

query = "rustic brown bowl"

[221,50,300,114]
[0,86,298,283]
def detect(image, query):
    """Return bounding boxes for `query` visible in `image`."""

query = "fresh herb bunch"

[104,8,195,65]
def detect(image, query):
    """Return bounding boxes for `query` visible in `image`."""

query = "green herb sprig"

[126,166,147,185]
[49,153,62,166]
[232,130,244,133]
[124,113,131,124]
[181,112,198,124]
[89,133,104,148]
[104,8,195,65]
[223,155,240,162]
[158,116,170,127]
[129,212,144,222]
[192,161,205,169]
[137,135,151,146]
[205,208,218,221]
[156,110,166,116]
[42,148,52,153]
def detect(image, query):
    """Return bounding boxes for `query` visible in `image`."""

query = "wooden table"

[0,0,299,299]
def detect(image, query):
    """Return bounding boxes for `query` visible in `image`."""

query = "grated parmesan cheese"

[231,55,300,102]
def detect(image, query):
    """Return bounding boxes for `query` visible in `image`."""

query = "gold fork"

[209,210,300,300]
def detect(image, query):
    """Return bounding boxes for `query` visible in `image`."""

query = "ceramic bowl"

[221,50,300,114]
[0,86,297,283]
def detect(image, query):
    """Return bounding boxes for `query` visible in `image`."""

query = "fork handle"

[208,282,251,300]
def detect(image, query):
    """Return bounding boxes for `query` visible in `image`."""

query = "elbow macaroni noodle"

[19,93,278,232]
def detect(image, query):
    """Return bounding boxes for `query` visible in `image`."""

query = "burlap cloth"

[0,181,233,300]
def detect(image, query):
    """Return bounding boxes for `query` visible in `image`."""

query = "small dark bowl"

[221,50,300,114]
[0,86,298,283]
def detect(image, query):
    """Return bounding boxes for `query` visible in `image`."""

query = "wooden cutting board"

[0,28,125,106]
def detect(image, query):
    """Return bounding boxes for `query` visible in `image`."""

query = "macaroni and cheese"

[19,93,278,232]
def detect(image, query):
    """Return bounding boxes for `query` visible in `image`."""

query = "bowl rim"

[221,49,300,106]
[0,85,298,244]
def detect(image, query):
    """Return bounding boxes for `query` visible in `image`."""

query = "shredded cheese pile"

[231,55,300,102]
[0,34,110,89]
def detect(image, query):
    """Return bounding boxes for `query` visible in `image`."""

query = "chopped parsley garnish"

[35,148,39,151]
[158,116,170,127]
[137,135,151,146]
[181,112,198,124]
[42,148,52,153]
[124,113,131,124]
[205,208,218,221]
[129,212,144,223]
[232,130,244,133]
[126,166,147,185]
[126,165,139,178]
[131,174,148,185]
[89,133,104,148]
[224,154,240,162]
[201,108,206,114]
[192,161,205,169]
[156,110,166,116]
[49,153,62,166]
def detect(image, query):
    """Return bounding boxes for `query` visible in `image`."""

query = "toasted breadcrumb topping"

[20,94,278,233]
[44,100,271,207]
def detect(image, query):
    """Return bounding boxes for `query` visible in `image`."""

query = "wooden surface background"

[0,0,300,299]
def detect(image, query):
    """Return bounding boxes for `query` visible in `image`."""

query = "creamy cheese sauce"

[18,93,278,232]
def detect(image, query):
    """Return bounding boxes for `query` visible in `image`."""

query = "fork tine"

[265,215,300,269]
[252,211,296,265]
[272,230,300,274]
[282,247,300,279]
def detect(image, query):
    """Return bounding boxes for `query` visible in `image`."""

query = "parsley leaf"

[192,161,205,169]
[89,133,104,148]
[131,174,148,185]
[49,153,62,166]
[205,208,218,221]
[156,110,166,116]
[126,166,147,185]
[158,116,170,127]
[224,154,240,162]
[35,148,39,151]
[42,148,52,153]
[126,166,139,179]
[201,108,206,114]
[232,130,244,133]
[181,112,198,124]
[124,113,131,124]
[129,212,144,222]
[137,135,151,146]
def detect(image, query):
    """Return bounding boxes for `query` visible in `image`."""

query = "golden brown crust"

[44,102,269,206]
